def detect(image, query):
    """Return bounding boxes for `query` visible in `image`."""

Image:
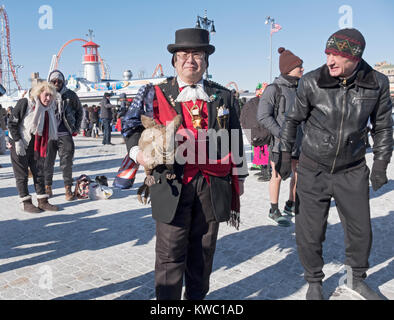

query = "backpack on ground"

[74,174,92,199]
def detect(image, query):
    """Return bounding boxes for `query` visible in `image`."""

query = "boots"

[257,165,271,182]
[306,282,324,300]
[21,196,41,214]
[65,185,76,201]
[346,276,384,300]
[45,185,53,198]
[37,195,59,212]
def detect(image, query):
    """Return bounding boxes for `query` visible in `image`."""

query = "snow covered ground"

[0,132,393,300]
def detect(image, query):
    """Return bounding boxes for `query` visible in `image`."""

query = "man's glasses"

[51,79,63,84]
[176,51,205,61]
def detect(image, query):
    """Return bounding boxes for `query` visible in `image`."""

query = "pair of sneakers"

[269,201,295,227]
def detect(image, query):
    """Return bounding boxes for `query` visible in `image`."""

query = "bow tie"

[175,84,210,103]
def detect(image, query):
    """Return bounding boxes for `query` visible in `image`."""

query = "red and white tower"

[82,34,101,83]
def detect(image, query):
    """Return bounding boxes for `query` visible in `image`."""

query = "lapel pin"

[169,95,176,107]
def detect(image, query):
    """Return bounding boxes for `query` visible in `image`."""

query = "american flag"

[271,23,282,35]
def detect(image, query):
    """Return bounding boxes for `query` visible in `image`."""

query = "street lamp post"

[265,16,275,83]
[195,10,216,80]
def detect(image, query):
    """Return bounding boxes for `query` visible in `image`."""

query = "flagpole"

[270,21,273,83]
[265,16,275,83]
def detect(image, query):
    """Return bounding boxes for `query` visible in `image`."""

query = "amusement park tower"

[82,30,101,83]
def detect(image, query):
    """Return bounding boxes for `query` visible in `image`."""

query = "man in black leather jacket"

[278,28,393,300]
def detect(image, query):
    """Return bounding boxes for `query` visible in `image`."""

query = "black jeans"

[44,135,75,187]
[102,119,112,145]
[10,137,46,198]
[295,160,372,283]
[155,173,220,300]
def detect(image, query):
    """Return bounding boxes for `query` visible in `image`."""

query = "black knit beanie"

[325,28,366,62]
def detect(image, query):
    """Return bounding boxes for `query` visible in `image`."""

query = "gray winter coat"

[81,107,90,129]
[100,97,114,120]
[257,75,303,157]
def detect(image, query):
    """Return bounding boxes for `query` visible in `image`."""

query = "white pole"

[270,22,273,83]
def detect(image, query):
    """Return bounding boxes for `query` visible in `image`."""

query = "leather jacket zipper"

[62,98,73,134]
[331,86,347,173]
[352,97,376,103]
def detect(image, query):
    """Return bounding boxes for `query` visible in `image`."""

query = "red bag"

[115,118,122,132]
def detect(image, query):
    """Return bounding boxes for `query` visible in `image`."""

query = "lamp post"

[195,10,216,80]
[265,16,275,83]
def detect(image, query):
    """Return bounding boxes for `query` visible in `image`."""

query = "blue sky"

[1,0,393,92]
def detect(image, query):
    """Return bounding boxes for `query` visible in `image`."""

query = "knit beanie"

[278,47,303,75]
[48,70,65,83]
[325,28,365,62]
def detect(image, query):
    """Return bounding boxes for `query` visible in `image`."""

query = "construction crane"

[152,64,164,78]
[226,82,239,93]
[0,6,22,93]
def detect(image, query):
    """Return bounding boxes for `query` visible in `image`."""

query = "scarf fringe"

[227,210,240,230]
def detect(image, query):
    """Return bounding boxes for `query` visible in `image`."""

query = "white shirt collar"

[177,77,204,90]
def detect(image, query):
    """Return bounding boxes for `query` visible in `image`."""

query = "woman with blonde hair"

[8,81,60,213]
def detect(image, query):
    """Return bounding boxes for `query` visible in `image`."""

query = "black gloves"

[276,152,292,180]
[370,160,389,191]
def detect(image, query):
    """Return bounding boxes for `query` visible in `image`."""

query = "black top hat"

[167,28,215,55]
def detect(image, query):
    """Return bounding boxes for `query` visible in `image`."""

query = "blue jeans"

[102,119,112,145]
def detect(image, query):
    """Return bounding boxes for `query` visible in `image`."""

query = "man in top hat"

[128,27,247,300]
[277,28,393,300]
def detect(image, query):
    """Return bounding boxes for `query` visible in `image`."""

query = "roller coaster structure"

[226,81,239,92]
[53,38,108,79]
[0,6,22,94]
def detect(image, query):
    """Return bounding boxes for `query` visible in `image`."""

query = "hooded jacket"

[257,75,303,157]
[48,70,83,135]
[280,60,393,173]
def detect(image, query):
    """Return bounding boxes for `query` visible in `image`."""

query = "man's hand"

[276,152,292,181]
[370,160,389,191]
[238,180,245,196]
[136,150,147,167]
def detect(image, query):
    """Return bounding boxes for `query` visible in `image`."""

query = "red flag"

[271,23,282,35]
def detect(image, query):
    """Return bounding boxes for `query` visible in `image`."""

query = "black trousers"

[295,161,372,283]
[102,119,112,145]
[44,135,75,187]
[155,173,220,300]
[10,137,46,198]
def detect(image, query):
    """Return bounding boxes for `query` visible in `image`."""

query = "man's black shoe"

[347,278,384,300]
[306,282,324,300]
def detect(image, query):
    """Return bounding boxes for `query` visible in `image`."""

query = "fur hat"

[278,47,303,75]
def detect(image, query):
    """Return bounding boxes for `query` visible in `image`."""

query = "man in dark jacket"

[278,29,393,300]
[0,104,7,155]
[129,28,247,300]
[100,92,115,145]
[44,69,83,201]
[88,105,100,138]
